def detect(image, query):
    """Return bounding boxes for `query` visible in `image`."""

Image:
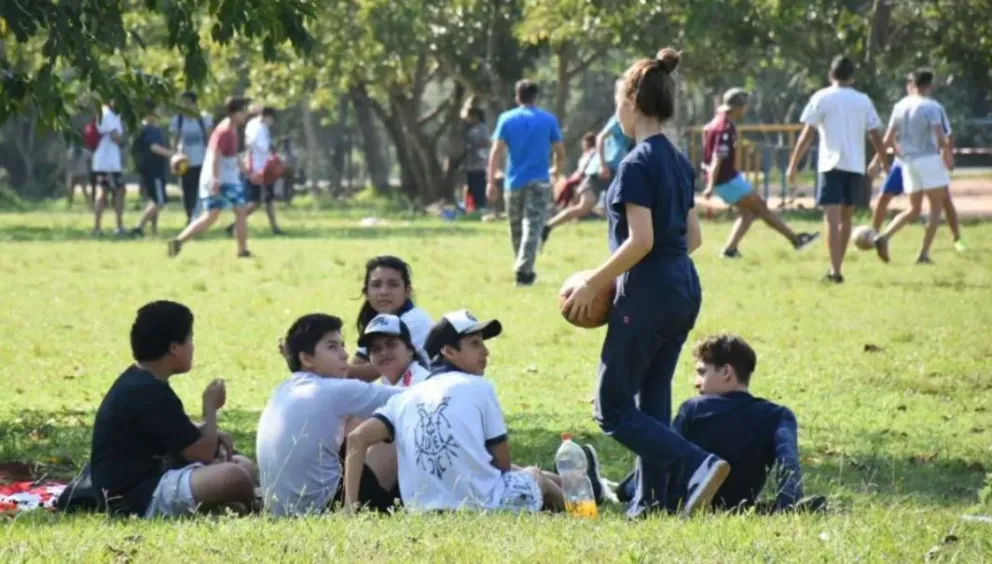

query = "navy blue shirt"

[136,123,168,177]
[606,133,698,299]
[673,391,802,510]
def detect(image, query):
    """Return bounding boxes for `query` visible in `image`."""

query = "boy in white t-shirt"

[344,310,604,514]
[91,102,127,236]
[255,314,403,516]
[358,314,431,388]
[786,56,889,283]
[227,107,283,235]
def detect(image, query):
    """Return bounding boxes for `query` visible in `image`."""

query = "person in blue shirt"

[131,101,177,237]
[543,113,633,243]
[487,80,566,286]
[562,49,730,518]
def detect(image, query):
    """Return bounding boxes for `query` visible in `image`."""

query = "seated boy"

[90,301,256,518]
[359,314,431,388]
[344,310,604,513]
[621,334,811,513]
[256,314,403,516]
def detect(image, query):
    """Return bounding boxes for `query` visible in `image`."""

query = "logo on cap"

[464,311,477,322]
[370,316,391,330]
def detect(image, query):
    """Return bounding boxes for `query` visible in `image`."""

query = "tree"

[0,0,316,131]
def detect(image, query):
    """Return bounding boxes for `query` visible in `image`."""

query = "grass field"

[1,204,991,561]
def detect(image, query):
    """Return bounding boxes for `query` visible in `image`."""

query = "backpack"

[54,463,106,514]
[176,113,208,144]
[82,119,100,150]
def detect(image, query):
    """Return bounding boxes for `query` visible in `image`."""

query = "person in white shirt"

[348,256,433,382]
[786,56,889,283]
[91,102,127,236]
[872,69,955,265]
[228,107,283,235]
[359,314,431,387]
[344,310,605,514]
[256,313,403,516]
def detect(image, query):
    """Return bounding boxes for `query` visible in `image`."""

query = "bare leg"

[522,466,565,512]
[176,208,221,243]
[944,191,961,242]
[919,188,945,261]
[264,200,281,232]
[112,187,126,231]
[723,208,756,252]
[823,205,843,276]
[233,207,249,255]
[879,192,923,241]
[135,202,161,232]
[188,462,256,513]
[872,192,895,232]
[93,186,109,233]
[363,442,399,492]
[743,194,798,244]
[547,190,597,229]
[839,205,854,265]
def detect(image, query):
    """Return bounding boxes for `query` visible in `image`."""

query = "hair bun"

[655,48,681,73]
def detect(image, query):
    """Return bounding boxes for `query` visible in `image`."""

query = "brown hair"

[618,48,681,122]
[581,132,596,149]
[692,333,757,385]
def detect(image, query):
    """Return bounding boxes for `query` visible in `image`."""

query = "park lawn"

[0,205,990,562]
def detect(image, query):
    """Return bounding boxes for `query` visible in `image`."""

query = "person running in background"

[487,79,566,287]
[868,78,966,253]
[231,106,283,235]
[872,69,955,265]
[170,91,213,223]
[552,132,597,210]
[168,97,252,259]
[786,56,888,283]
[702,88,818,258]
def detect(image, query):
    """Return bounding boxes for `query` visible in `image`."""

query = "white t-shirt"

[374,370,510,512]
[388,362,431,388]
[92,107,123,173]
[244,116,271,175]
[889,96,950,160]
[255,372,402,516]
[355,305,432,360]
[799,85,882,174]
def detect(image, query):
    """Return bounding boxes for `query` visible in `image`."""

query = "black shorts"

[817,170,864,207]
[94,172,124,192]
[140,173,167,206]
[331,440,400,512]
[247,182,275,204]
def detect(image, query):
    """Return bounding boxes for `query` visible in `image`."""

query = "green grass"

[1,205,991,561]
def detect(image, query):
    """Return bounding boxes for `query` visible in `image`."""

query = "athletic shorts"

[488,470,542,513]
[200,182,247,211]
[332,440,400,512]
[141,173,168,206]
[901,154,950,194]
[714,174,752,205]
[94,172,124,192]
[817,169,864,207]
[576,174,609,198]
[143,463,202,518]
[881,160,904,195]
[246,181,275,204]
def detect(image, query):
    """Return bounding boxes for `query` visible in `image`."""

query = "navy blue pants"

[594,267,708,517]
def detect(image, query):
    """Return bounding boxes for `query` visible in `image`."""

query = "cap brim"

[357,330,408,349]
[717,104,732,112]
[465,319,502,340]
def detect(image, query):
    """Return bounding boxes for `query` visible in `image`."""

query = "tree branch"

[418,99,452,127]
[564,46,608,81]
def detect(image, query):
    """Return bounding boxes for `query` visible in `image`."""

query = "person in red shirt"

[702,89,818,258]
[169,97,252,258]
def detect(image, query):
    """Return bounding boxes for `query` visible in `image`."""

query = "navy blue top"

[136,123,168,177]
[674,391,803,510]
[605,133,698,300]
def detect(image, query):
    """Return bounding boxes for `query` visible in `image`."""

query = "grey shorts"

[576,174,608,198]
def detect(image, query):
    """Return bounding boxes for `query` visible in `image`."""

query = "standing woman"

[563,49,729,518]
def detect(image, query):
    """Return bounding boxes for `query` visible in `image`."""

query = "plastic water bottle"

[555,433,598,518]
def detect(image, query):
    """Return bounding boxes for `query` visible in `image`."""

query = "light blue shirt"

[584,116,633,175]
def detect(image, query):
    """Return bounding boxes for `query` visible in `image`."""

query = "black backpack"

[176,113,208,145]
[54,463,106,514]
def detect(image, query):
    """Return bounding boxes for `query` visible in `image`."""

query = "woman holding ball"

[562,49,729,518]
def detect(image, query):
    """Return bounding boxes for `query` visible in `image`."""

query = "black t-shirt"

[136,123,168,178]
[90,365,202,516]
[673,391,792,510]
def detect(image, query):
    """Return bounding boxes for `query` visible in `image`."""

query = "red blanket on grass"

[0,482,67,515]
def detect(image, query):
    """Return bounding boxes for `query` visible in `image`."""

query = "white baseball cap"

[357,314,414,349]
[424,309,502,360]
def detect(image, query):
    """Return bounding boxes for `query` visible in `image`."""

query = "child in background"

[348,256,432,382]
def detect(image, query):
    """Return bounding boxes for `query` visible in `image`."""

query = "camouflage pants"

[505,181,551,275]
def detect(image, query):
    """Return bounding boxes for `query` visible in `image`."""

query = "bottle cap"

[561,432,572,441]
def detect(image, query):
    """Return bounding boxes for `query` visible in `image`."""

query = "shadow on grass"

[2,409,983,509]
[0,223,485,243]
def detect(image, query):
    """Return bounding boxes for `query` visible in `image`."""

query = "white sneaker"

[682,455,730,517]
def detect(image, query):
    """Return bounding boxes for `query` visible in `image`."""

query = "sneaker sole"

[580,444,605,505]
[682,460,730,518]
[796,233,820,251]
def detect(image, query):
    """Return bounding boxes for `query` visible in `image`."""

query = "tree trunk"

[371,98,419,199]
[328,95,349,196]
[350,83,392,194]
[299,99,320,196]
[554,44,571,126]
